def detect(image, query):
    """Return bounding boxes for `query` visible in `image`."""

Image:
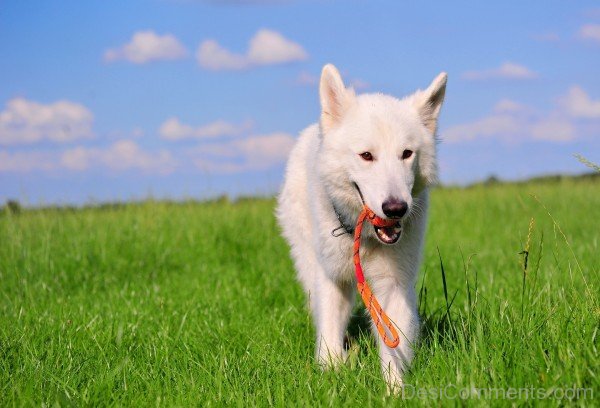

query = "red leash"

[353,206,400,348]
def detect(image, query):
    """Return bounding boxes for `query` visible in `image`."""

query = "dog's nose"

[382,198,408,218]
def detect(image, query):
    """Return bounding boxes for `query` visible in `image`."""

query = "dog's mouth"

[352,182,403,245]
[374,223,402,244]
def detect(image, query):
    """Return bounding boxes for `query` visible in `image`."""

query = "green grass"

[1,178,598,406]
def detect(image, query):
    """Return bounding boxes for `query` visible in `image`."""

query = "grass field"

[1,177,598,406]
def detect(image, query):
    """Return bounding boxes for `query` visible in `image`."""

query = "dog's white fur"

[277,64,447,389]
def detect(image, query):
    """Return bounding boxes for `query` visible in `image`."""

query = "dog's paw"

[316,348,347,370]
[383,368,404,396]
[385,379,404,397]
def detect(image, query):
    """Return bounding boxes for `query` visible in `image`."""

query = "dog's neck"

[331,200,355,236]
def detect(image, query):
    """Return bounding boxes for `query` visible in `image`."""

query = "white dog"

[277,64,447,389]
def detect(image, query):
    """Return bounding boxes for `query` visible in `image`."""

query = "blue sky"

[1,0,599,205]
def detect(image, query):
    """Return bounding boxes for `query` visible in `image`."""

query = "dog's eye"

[359,152,373,161]
[402,149,413,160]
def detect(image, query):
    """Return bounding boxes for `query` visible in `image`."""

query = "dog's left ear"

[415,72,447,134]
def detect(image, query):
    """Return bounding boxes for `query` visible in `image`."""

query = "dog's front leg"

[314,271,354,367]
[371,278,419,393]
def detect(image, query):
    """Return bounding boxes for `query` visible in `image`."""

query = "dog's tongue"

[374,224,402,244]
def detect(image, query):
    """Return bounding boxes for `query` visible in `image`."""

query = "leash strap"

[353,206,400,348]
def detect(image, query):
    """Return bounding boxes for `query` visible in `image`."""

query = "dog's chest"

[318,232,391,283]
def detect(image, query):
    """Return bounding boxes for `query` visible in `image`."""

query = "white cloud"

[0,98,93,145]
[0,150,56,172]
[159,117,253,140]
[246,29,307,65]
[530,118,575,142]
[0,129,308,175]
[493,98,533,114]
[349,78,370,91]
[0,140,176,174]
[60,147,89,171]
[197,29,307,70]
[577,24,600,43]
[444,113,520,143]
[462,62,538,80]
[444,98,576,143]
[61,140,177,174]
[196,40,248,70]
[104,31,188,64]
[559,86,600,119]
[295,71,317,85]
[192,132,295,172]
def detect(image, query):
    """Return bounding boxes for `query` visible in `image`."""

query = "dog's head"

[317,64,447,244]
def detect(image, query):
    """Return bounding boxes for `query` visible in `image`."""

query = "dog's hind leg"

[314,272,354,367]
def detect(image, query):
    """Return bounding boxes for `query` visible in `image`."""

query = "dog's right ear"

[319,64,355,133]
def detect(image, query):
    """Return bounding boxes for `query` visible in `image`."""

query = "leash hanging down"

[353,206,400,348]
